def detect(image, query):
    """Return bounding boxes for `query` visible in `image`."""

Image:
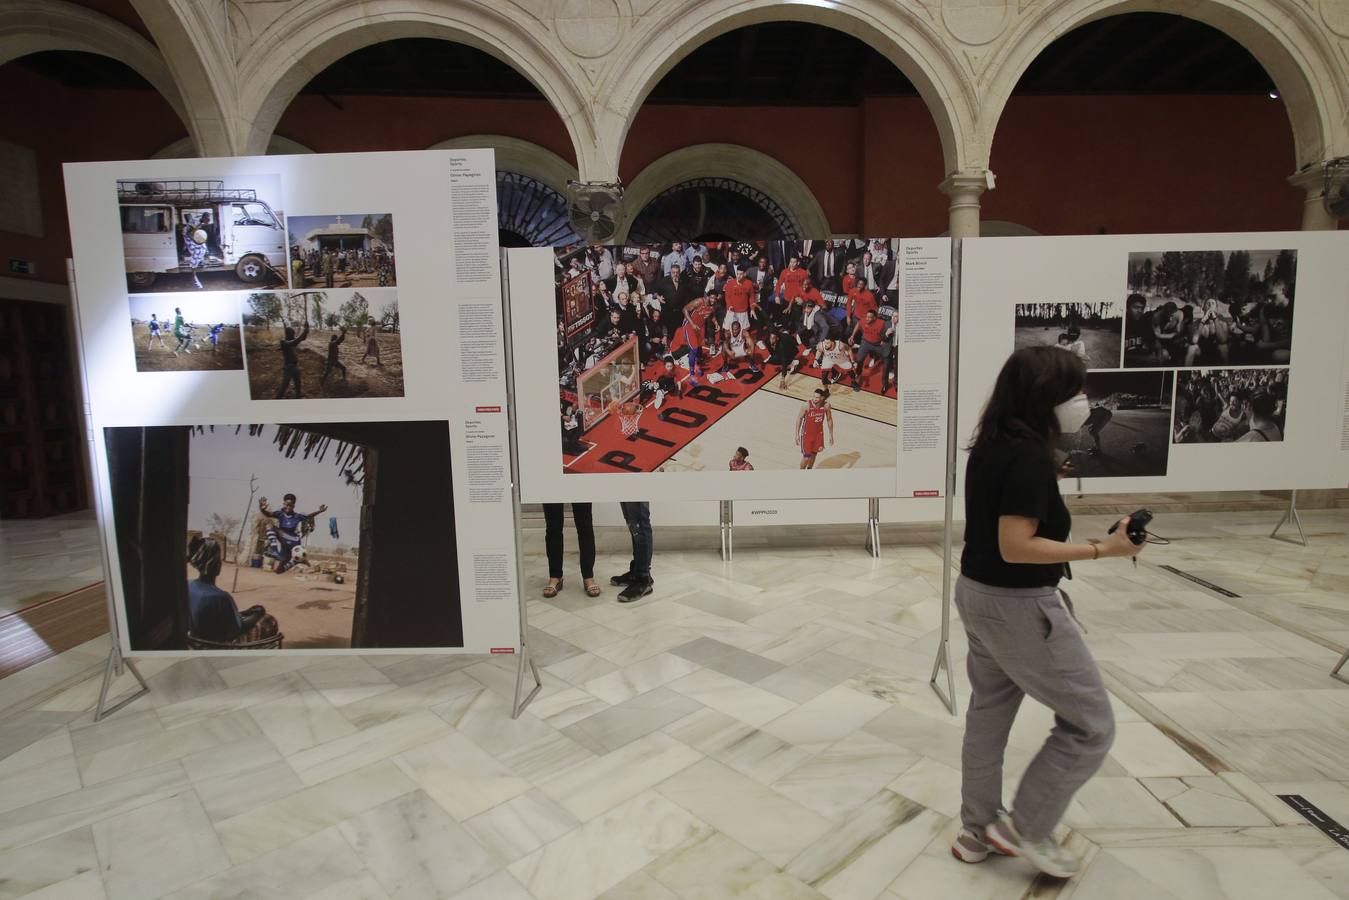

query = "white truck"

[117,180,288,289]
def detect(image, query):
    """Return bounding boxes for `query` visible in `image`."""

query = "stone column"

[1288,163,1341,231]
[939,171,990,239]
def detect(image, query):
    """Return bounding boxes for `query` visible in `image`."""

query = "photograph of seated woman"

[953,346,1143,879]
[186,535,276,644]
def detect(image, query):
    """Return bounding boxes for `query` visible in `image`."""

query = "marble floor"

[1,509,1348,899]
[0,511,104,616]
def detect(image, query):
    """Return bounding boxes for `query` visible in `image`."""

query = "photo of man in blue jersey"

[259,492,328,573]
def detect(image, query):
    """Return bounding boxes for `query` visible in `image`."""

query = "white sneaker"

[950,827,1005,864]
[985,812,1080,878]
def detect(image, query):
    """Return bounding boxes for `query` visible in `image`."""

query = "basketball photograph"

[554,239,900,474]
[1173,368,1288,443]
[242,288,403,400]
[102,421,462,651]
[1014,301,1122,370]
[287,213,397,288]
[116,174,289,292]
[127,294,242,372]
[1123,248,1296,368]
[1058,370,1174,478]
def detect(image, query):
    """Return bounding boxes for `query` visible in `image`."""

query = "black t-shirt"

[960,438,1072,588]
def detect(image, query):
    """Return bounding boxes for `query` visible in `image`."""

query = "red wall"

[1,73,1316,288]
[0,64,187,286]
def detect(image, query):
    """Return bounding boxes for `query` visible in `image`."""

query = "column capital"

[1288,159,1344,230]
[939,170,992,200]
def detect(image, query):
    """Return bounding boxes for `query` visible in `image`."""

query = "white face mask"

[1054,393,1091,434]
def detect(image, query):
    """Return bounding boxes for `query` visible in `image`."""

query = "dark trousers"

[620,501,652,581]
[276,364,302,399]
[543,503,596,579]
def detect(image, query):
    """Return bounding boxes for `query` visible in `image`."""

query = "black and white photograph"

[1173,368,1288,443]
[287,213,397,288]
[103,421,461,651]
[1058,370,1174,478]
[242,289,403,400]
[1014,301,1122,370]
[1123,248,1296,368]
[116,175,289,292]
[128,294,242,372]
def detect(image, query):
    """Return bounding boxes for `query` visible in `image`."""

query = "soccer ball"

[291,545,308,565]
[192,229,208,244]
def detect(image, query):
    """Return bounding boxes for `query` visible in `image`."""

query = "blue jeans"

[620,502,652,581]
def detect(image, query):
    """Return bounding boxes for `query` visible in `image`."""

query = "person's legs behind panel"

[614,501,653,602]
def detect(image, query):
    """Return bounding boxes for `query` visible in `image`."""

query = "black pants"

[544,503,595,579]
[276,364,302,398]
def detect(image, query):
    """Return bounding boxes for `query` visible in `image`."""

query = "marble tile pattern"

[0,509,1348,898]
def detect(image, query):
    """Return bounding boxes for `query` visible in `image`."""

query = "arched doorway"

[627,177,799,244]
[496,172,581,247]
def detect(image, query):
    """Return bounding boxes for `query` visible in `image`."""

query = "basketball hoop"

[612,400,643,436]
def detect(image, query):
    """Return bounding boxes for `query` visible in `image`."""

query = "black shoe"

[610,571,637,586]
[618,579,653,603]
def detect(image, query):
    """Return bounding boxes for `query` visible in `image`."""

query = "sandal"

[583,578,602,598]
[542,578,563,599]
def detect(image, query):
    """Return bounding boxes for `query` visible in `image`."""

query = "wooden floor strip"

[0,583,109,678]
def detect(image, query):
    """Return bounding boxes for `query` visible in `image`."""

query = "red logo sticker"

[475,405,502,413]
[489,647,516,654]
[913,490,940,498]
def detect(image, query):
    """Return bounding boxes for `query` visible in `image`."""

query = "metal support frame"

[1332,644,1349,685]
[719,500,734,561]
[929,239,962,717]
[501,250,543,718]
[1270,489,1308,546]
[65,259,154,722]
[864,498,881,558]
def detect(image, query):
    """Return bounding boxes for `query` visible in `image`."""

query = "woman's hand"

[1098,517,1144,558]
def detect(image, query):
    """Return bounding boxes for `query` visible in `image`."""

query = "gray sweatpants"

[954,575,1115,842]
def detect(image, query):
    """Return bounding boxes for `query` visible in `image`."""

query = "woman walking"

[951,346,1142,878]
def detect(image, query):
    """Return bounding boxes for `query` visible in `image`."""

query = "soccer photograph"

[102,421,462,651]
[242,289,403,400]
[1173,367,1288,443]
[116,175,289,292]
[1058,370,1174,478]
[127,294,242,372]
[1014,301,1122,370]
[287,213,397,288]
[553,239,900,474]
[1123,248,1296,368]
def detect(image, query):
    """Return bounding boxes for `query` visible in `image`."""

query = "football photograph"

[554,239,900,474]
[1057,370,1174,478]
[127,294,242,372]
[102,421,462,651]
[1123,248,1296,368]
[1173,367,1288,443]
[1014,301,1122,370]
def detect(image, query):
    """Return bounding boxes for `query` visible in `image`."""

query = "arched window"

[495,172,581,248]
[628,177,799,244]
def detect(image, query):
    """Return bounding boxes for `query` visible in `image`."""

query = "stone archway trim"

[428,135,579,195]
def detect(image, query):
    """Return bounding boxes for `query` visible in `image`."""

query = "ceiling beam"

[1093,17,1193,90]
[789,30,823,104]
[1142,33,1236,90]
[734,28,759,103]
[1029,17,1129,88]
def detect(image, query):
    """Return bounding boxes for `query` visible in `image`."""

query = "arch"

[598,1,977,179]
[152,135,314,159]
[0,1,188,127]
[235,2,594,169]
[982,1,1349,169]
[428,135,578,195]
[617,144,830,242]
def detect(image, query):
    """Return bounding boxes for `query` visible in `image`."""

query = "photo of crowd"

[127,294,242,372]
[242,289,403,400]
[1173,368,1288,443]
[287,214,396,288]
[553,239,901,473]
[1058,370,1174,478]
[104,421,462,651]
[1123,249,1296,368]
[1014,301,1122,370]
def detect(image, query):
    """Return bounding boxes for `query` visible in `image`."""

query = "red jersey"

[799,287,824,312]
[724,278,755,313]
[848,288,877,321]
[842,273,857,296]
[729,458,754,471]
[799,402,827,455]
[777,267,809,301]
[860,317,887,343]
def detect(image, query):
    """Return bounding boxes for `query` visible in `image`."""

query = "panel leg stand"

[929,637,957,716]
[1331,643,1349,686]
[1270,490,1307,546]
[864,498,881,558]
[512,647,543,719]
[720,500,733,561]
[93,649,150,722]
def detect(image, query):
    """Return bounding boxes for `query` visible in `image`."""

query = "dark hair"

[968,346,1086,453]
[187,535,223,578]
[1126,293,1146,307]
[1249,390,1277,419]
[736,447,748,457]
[283,493,297,503]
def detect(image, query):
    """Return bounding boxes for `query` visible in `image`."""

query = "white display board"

[507,239,949,504]
[958,231,1349,494]
[65,150,521,655]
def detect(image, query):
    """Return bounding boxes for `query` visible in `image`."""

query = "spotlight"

[1268,90,1280,100]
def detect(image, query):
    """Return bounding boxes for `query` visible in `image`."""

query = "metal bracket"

[1270,490,1308,546]
[94,651,150,722]
[720,500,734,561]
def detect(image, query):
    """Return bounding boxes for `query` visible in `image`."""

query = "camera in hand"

[1108,508,1153,545]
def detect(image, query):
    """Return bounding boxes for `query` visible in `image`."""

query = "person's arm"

[999,515,1141,564]
[849,321,862,344]
[825,405,835,445]
[335,328,345,345]
[1256,307,1290,349]
[305,503,328,518]
[794,407,804,445]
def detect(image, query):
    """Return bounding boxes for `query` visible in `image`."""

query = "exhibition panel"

[64,150,521,655]
[957,232,1349,494]
[508,239,950,504]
